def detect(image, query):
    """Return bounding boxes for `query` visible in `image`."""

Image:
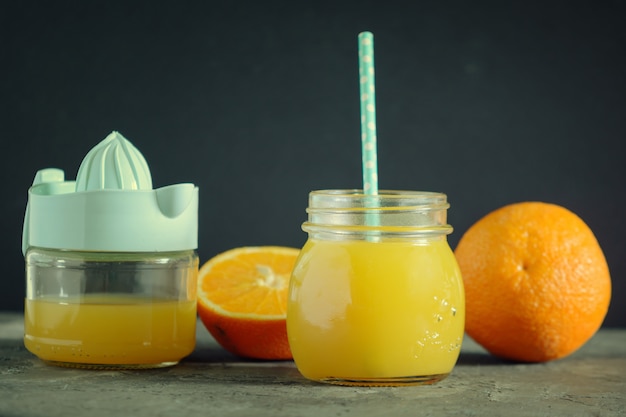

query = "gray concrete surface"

[1,312,624,417]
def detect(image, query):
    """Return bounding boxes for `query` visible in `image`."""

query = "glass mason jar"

[287,190,465,386]
[24,248,198,369]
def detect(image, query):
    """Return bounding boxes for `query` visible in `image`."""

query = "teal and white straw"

[358,31,378,196]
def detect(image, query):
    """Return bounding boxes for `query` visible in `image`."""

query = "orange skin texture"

[454,202,611,362]
[197,304,292,360]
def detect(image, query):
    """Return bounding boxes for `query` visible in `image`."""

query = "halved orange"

[197,246,300,360]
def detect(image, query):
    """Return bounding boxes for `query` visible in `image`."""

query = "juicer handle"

[22,169,65,256]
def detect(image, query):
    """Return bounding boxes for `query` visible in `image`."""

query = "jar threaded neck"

[303,190,452,240]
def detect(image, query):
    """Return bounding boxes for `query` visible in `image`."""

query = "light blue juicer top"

[22,131,198,254]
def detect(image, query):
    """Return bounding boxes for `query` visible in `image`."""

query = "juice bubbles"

[25,296,196,367]
[287,190,465,386]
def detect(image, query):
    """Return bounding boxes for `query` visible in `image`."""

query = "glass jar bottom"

[42,360,179,370]
[319,373,449,387]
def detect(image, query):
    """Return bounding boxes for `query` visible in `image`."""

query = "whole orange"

[454,202,611,362]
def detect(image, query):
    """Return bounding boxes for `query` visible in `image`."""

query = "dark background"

[2,1,624,326]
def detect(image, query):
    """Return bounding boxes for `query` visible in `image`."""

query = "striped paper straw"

[358,31,378,196]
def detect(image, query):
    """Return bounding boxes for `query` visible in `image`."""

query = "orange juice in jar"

[287,190,465,386]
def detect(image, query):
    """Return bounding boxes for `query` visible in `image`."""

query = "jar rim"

[308,189,449,210]
[310,189,447,198]
[304,189,452,238]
